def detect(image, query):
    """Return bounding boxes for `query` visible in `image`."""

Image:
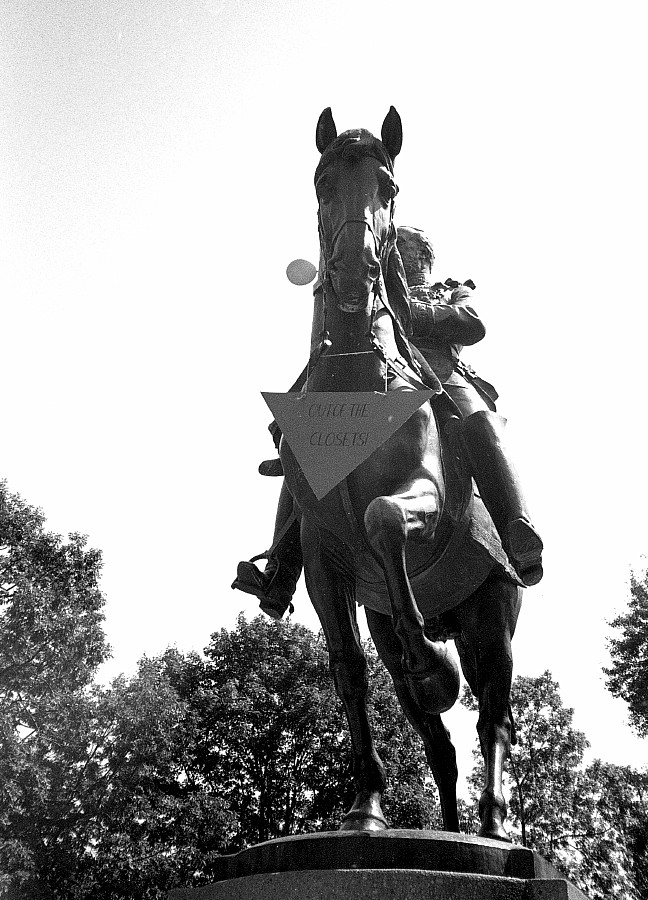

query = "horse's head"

[315,107,402,314]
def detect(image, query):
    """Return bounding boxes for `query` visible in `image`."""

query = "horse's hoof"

[479,823,512,843]
[340,792,388,832]
[405,646,460,715]
[479,790,510,842]
[339,811,388,832]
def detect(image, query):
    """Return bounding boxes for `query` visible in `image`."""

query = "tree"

[463,671,589,855]
[66,616,443,896]
[571,761,648,900]
[0,482,240,898]
[605,569,648,738]
[0,481,109,894]
[53,657,235,900]
[506,671,588,858]
[167,614,441,850]
[0,482,108,695]
[5,609,448,897]
[462,671,648,899]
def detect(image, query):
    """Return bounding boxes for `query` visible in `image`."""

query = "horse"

[278,106,522,841]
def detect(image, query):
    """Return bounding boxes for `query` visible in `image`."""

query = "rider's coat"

[409,283,498,414]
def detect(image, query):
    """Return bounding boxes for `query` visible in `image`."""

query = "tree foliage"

[605,570,648,738]
[166,614,441,849]
[572,761,648,900]
[0,483,231,898]
[462,670,648,899]
[54,616,441,896]
[507,671,588,856]
[0,489,443,900]
[0,481,109,894]
[0,482,108,693]
[54,657,234,900]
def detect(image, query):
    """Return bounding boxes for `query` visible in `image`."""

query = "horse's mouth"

[331,278,377,313]
[337,296,369,313]
[329,255,380,314]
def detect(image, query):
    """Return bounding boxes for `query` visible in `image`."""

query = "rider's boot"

[231,483,302,619]
[232,542,301,618]
[460,410,543,587]
[259,420,284,477]
[259,458,284,477]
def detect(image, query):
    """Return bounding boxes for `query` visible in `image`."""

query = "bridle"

[317,214,396,308]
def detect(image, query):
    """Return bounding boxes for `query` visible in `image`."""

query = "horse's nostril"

[338,297,365,313]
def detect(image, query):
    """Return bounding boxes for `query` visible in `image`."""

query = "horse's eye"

[386,181,399,201]
[377,167,398,203]
[316,175,332,201]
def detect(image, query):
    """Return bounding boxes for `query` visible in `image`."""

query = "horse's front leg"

[302,521,388,832]
[364,474,460,716]
[455,570,522,841]
[365,607,460,832]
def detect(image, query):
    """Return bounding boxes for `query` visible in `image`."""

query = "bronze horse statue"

[278,107,522,840]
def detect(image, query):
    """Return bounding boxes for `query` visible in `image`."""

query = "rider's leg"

[461,411,543,586]
[231,480,303,619]
[444,373,543,587]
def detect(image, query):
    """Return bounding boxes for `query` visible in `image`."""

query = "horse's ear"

[381,106,402,161]
[316,107,338,153]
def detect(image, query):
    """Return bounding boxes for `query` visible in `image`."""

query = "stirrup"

[506,518,543,587]
[231,556,295,619]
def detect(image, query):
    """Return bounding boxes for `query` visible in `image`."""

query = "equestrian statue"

[233,107,543,841]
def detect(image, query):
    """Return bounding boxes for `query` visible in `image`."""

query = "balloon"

[286,259,317,285]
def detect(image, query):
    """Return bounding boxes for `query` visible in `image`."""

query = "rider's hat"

[396,226,435,287]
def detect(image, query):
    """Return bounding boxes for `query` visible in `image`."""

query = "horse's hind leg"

[364,475,460,716]
[302,522,387,831]
[365,607,460,832]
[455,569,522,841]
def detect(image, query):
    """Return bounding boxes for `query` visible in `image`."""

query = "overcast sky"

[2,0,647,790]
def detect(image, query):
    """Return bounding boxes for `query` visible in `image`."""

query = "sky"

[2,0,647,793]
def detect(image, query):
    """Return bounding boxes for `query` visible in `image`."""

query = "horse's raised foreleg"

[365,607,460,832]
[455,570,522,841]
[364,475,460,716]
[302,521,388,831]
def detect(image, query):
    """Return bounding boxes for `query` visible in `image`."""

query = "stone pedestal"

[169,830,591,899]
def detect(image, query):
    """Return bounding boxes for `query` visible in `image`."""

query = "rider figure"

[232,226,543,618]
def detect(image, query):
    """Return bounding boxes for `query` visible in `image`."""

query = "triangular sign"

[262,390,435,500]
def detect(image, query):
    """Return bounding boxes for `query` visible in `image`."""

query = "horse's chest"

[282,453,357,548]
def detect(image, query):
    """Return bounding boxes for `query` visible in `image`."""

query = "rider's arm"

[411,286,486,347]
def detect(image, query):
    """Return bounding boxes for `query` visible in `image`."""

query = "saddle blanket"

[355,486,522,619]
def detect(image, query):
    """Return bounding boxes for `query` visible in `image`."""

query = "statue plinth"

[168,830,591,899]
